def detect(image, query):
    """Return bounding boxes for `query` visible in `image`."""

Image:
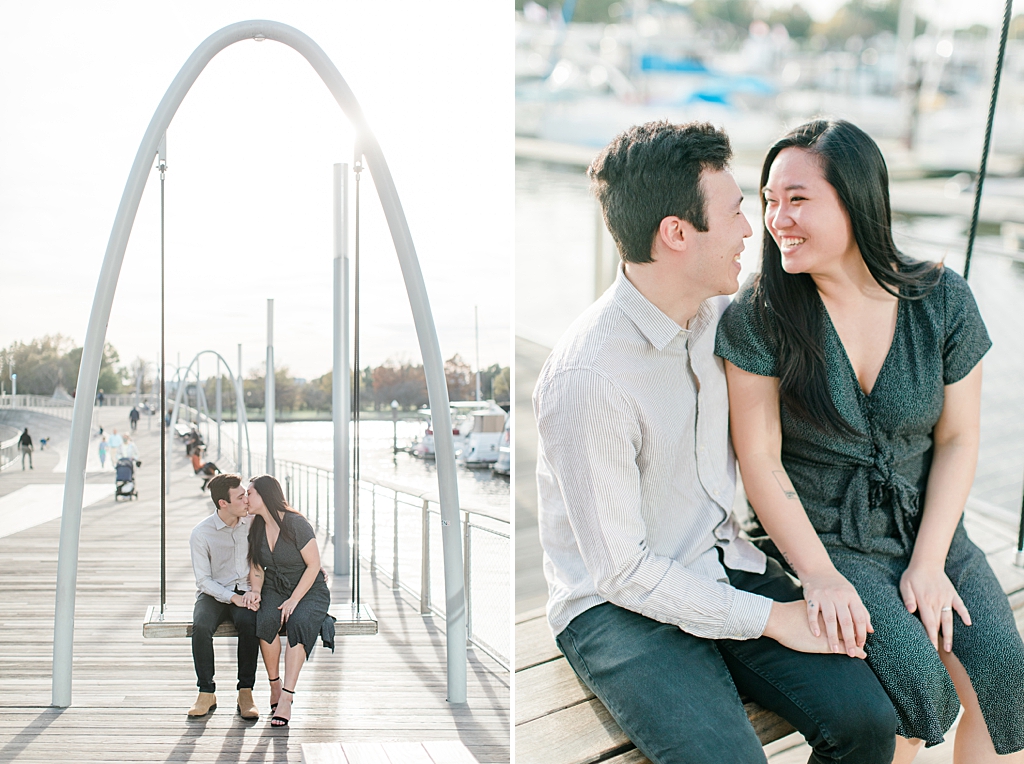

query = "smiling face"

[685,169,752,296]
[763,147,860,277]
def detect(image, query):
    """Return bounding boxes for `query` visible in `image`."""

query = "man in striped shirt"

[534,121,895,763]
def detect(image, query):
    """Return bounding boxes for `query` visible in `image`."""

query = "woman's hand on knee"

[800,568,873,657]
[899,564,971,652]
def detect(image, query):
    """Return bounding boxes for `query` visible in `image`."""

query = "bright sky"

[0,2,512,382]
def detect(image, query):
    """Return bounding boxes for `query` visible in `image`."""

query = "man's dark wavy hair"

[754,119,942,435]
[208,473,242,512]
[588,120,732,264]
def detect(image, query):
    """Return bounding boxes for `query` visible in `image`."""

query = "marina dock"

[0,406,509,763]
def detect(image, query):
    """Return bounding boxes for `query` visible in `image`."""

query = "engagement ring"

[941,606,952,612]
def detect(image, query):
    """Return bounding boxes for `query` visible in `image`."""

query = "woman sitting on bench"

[246,474,332,727]
[718,119,1024,762]
[190,446,221,491]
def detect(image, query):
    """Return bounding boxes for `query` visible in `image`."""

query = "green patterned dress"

[716,267,1024,753]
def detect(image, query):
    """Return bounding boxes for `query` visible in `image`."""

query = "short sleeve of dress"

[941,268,991,384]
[288,512,316,550]
[715,275,780,378]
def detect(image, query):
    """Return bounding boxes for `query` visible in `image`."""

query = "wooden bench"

[515,505,1024,764]
[515,609,795,764]
[143,602,378,637]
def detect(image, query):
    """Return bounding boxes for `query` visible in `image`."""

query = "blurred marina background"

[516,2,1024,759]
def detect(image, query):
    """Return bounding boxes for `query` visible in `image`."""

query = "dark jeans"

[556,559,897,764]
[192,593,259,693]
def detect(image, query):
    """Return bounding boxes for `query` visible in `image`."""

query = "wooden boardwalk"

[0,406,509,763]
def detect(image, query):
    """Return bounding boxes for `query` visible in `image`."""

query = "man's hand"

[241,590,261,611]
[230,593,245,608]
[763,600,867,658]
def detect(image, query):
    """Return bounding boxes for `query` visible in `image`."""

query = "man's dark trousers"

[192,593,258,693]
[556,559,897,764]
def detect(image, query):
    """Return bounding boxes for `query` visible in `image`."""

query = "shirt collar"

[612,265,713,351]
[212,511,248,531]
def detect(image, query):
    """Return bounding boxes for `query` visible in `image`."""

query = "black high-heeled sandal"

[270,687,294,727]
[267,676,280,712]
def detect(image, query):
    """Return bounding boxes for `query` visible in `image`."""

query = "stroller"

[115,456,139,501]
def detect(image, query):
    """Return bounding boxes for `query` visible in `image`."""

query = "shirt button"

[713,490,720,496]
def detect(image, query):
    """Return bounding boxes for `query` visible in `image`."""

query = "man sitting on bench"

[533,121,896,764]
[187,473,260,719]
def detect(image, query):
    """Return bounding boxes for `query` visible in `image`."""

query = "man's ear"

[657,216,689,254]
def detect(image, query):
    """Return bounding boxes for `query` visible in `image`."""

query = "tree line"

[1,337,509,413]
[204,354,509,414]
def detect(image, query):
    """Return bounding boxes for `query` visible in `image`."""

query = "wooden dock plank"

[0,407,508,763]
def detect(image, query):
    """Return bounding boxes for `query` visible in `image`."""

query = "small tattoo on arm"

[772,471,798,500]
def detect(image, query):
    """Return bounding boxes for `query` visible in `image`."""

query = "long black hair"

[755,119,942,435]
[247,474,302,568]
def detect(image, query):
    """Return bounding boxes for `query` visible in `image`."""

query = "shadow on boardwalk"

[0,406,509,763]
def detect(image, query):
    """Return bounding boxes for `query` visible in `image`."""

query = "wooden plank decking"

[0,407,509,763]
[516,498,1024,764]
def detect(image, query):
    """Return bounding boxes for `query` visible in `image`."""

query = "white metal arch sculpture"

[169,349,252,475]
[53,20,465,707]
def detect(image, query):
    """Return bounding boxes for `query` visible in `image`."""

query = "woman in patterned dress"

[246,474,332,727]
[716,119,1024,762]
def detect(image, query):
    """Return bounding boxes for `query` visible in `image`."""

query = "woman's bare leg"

[892,736,923,763]
[259,637,282,707]
[274,643,307,722]
[941,649,1024,763]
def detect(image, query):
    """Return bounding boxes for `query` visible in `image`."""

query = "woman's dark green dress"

[716,267,1024,753]
[255,511,333,658]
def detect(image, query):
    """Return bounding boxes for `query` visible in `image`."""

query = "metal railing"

[0,432,20,471]
[214,431,509,668]
[0,395,75,416]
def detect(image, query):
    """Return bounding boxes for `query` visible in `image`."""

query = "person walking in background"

[97,389,105,407]
[118,434,140,464]
[98,435,109,468]
[107,428,123,454]
[129,406,140,431]
[246,474,333,727]
[18,428,33,470]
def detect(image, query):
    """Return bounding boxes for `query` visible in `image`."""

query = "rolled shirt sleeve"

[536,368,772,640]
[190,528,237,604]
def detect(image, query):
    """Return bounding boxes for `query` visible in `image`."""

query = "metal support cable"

[352,152,363,607]
[158,142,167,614]
[964,0,1013,281]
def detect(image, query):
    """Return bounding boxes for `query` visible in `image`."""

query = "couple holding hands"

[187,473,333,727]
[534,119,1024,763]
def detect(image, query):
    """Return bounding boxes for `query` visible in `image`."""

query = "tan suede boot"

[187,691,217,717]
[237,688,259,719]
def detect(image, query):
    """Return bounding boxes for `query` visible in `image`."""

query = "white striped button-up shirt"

[190,511,252,603]
[534,270,772,640]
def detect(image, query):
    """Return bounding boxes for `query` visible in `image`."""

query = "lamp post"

[391,399,399,454]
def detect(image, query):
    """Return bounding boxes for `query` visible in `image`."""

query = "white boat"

[410,401,494,459]
[459,403,509,468]
[492,418,510,476]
